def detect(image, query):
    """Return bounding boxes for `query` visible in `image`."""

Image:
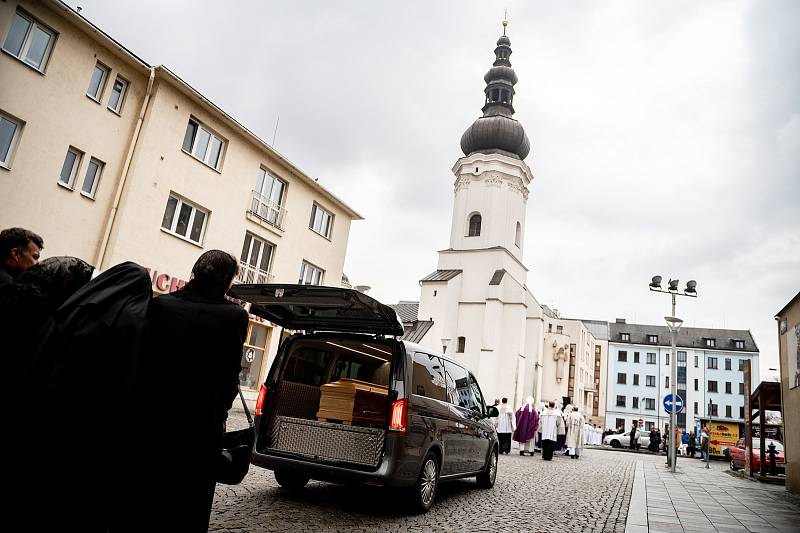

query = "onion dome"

[460,22,530,160]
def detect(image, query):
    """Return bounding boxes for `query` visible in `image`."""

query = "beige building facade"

[776,291,800,494]
[0,0,362,392]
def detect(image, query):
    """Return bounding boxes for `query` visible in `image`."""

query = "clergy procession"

[493,397,604,460]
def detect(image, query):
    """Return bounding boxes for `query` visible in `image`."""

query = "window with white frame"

[645,398,655,410]
[647,334,658,344]
[620,332,630,341]
[646,375,655,387]
[708,356,718,369]
[161,194,209,245]
[616,395,625,407]
[309,203,333,239]
[705,338,716,347]
[238,232,275,283]
[2,10,56,72]
[182,118,224,169]
[299,261,324,285]
[0,112,23,168]
[251,167,286,224]
[86,62,109,102]
[58,147,82,188]
[107,76,128,113]
[80,157,103,198]
[646,352,656,364]
[734,340,745,349]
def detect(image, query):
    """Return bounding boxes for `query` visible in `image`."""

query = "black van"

[228,284,499,512]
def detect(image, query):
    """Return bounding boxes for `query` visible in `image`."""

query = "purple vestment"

[512,404,539,443]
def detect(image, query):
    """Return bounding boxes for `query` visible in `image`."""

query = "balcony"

[248,190,287,230]
[234,262,275,285]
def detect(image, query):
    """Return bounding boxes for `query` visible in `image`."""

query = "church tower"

[416,21,543,408]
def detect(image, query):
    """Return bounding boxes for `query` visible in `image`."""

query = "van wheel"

[477,447,498,488]
[409,453,439,513]
[274,470,310,490]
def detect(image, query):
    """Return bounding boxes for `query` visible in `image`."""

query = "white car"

[604,431,651,449]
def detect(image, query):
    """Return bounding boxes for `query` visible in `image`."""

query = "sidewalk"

[625,454,800,533]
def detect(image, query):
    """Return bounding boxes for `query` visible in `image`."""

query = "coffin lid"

[227,284,404,336]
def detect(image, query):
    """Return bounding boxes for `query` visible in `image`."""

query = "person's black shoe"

[520,451,525,456]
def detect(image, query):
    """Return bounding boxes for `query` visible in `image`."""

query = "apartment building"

[0,0,362,391]
[604,319,759,436]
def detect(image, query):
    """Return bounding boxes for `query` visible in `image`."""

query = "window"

[468,373,486,415]
[514,221,521,247]
[677,351,687,363]
[646,352,656,364]
[456,336,465,353]
[548,323,552,333]
[0,112,23,168]
[411,352,447,401]
[705,338,716,347]
[616,395,626,407]
[632,397,639,409]
[665,353,670,365]
[86,62,109,102]
[677,366,686,384]
[739,383,745,395]
[645,421,654,431]
[615,418,625,430]
[694,402,698,415]
[634,352,640,363]
[734,340,745,349]
[2,10,56,71]
[182,118,224,169]
[617,373,626,385]
[620,333,630,341]
[618,351,627,362]
[161,194,208,245]
[708,380,718,393]
[240,321,269,389]
[725,382,732,394]
[238,232,275,283]
[443,360,478,410]
[468,213,481,236]
[556,325,563,334]
[739,359,747,371]
[665,376,669,388]
[309,203,333,239]
[694,378,699,391]
[709,403,718,416]
[739,406,744,418]
[646,375,655,387]
[708,357,718,369]
[299,261,324,285]
[647,334,658,344]
[80,158,103,198]
[107,76,128,113]
[251,167,286,226]
[725,405,732,418]
[694,355,698,368]
[633,374,639,386]
[725,358,731,370]
[58,147,82,188]
[645,398,655,410]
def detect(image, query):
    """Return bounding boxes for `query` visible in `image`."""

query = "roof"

[750,381,782,415]
[582,320,610,341]
[389,301,419,323]
[541,305,560,319]
[49,1,363,221]
[420,270,462,283]
[608,322,759,353]
[402,320,434,344]
[776,291,800,317]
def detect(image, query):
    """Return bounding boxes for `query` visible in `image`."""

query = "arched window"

[515,221,521,247]
[468,214,482,237]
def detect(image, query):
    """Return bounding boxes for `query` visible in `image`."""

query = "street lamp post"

[650,276,697,473]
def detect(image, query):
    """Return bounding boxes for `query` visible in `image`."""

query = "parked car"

[729,438,785,473]
[228,284,500,512]
[604,431,651,449]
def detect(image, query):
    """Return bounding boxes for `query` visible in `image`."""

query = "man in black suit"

[134,250,248,530]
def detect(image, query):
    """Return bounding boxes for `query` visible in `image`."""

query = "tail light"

[389,398,408,435]
[255,384,268,416]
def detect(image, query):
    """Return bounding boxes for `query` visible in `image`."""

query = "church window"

[456,336,465,353]
[515,222,521,247]
[467,213,481,237]
[491,88,499,102]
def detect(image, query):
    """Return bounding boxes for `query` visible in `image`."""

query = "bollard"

[767,442,777,475]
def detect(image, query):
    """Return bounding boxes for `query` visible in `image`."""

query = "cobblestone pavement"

[209,445,635,533]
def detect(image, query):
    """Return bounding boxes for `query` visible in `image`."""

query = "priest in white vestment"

[565,406,586,458]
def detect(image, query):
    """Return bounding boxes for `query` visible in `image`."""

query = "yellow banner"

[709,422,739,456]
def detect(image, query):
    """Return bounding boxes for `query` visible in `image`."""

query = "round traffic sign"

[663,393,684,413]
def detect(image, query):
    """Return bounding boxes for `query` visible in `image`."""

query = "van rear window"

[281,340,394,388]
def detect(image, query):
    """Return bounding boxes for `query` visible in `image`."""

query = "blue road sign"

[663,394,684,413]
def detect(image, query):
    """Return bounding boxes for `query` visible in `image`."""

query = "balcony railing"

[249,190,287,230]
[234,262,275,285]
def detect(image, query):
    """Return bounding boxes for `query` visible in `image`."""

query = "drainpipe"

[94,66,156,269]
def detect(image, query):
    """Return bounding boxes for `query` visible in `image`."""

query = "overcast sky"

[66,0,798,376]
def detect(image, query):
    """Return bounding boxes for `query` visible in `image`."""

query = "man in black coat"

[135,250,248,530]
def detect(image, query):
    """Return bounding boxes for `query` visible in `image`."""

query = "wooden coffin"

[316,378,388,427]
